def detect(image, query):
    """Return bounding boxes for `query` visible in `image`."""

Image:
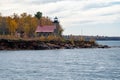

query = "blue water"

[0,41,120,80]
[97,41,120,47]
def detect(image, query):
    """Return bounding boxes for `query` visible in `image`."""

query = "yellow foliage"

[8,19,17,35]
[39,36,46,41]
[24,23,30,36]
[0,12,63,38]
[40,17,53,26]
[79,36,85,41]
[47,35,63,41]
[47,35,55,41]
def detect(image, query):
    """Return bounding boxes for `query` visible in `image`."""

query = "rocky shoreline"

[0,39,110,50]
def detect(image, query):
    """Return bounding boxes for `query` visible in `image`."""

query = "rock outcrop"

[0,39,110,50]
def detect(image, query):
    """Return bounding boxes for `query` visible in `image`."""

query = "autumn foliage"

[0,12,58,37]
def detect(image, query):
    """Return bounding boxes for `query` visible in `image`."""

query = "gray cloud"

[0,0,120,25]
[84,1,120,10]
[26,0,81,4]
[30,0,61,4]
[0,0,120,36]
[12,0,63,5]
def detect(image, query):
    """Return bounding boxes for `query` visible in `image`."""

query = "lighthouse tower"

[53,17,60,36]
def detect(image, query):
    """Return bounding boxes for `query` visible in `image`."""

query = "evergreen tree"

[35,11,42,26]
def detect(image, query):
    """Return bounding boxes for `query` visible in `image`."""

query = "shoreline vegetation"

[0,35,110,50]
[0,12,110,50]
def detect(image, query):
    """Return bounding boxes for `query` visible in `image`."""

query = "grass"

[0,35,95,44]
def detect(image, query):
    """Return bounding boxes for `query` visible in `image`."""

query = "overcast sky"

[0,0,120,36]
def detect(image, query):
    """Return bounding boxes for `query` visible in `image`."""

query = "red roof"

[35,26,56,33]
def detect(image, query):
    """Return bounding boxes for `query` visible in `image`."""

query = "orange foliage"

[0,12,56,37]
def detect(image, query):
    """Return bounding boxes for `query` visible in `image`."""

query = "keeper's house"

[35,17,62,37]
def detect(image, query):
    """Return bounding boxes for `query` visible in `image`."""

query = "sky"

[0,0,120,37]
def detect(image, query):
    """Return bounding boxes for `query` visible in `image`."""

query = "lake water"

[97,41,120,47]
[0,41,120,80]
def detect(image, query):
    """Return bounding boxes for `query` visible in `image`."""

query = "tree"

[12,13,19,22]
[57,24,63,36]
[8,19,17,35]
[0,13,1,17]
[35,11,42,26]
[0,13,2,26]
[0,17,8,35]
[0,12,63,38]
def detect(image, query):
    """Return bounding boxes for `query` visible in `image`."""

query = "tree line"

[0,12,60,37]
